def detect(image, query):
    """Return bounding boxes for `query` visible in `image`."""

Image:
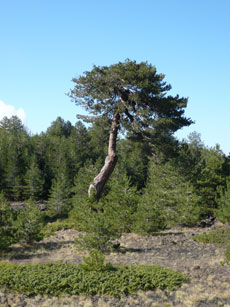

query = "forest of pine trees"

[1,115,230,250]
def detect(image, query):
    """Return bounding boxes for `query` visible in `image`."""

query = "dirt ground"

[1,224,230,307]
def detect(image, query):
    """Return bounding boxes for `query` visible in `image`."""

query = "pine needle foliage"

[14,199,44,243]
[0,194,15,250]
[24,157,44,200]
[72,170,139,251]
[46,164,72,218]
[132,159,201,234]
[215,177,230,223]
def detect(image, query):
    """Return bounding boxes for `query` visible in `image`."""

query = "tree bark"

[88,112,120,199]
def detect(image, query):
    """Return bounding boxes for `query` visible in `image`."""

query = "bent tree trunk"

[88,112,120,200]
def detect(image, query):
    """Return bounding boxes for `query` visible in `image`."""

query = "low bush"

[215,179,230,223]
[46,177,72,219]
[131,160,202,234]
[192,227,230,249]
[0,261,188,297]
[131,201,166,235]
[79,249,113,271]
[41,219,76,238]
[0,193,15,250]
[192,227,230,265]
[71,173,139,252]
[14,199,44,243]
[73,197,122,252]
[0,195,45,250]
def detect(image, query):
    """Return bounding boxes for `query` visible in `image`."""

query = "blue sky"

[0,0,229,154]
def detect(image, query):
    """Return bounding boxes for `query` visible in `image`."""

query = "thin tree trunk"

[88,112,120,199]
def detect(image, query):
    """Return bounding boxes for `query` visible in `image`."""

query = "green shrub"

[46,179,72,219]
[220,250,230,266]
[73,197,122,252]
[0,193,15,250]
[131,201,166,235]
[0,261,188,297]
[132,160,201,234]
[72,161,101,203]
[71,172,139,251]
[14,199,44,243]
[193,227,230,266]
[79,250,113,272]
[41,219,76,238]
[215,178,230,223]
[192,227,230,249]
[24,157,45,201]
[174,184,202,227]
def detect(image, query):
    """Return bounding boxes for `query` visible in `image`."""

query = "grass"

[41,219,76,238]
[192,226,230,249]
[192,226,230,265]
[0,261,188,297]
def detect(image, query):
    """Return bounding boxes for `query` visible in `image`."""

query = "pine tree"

[74,170,139,251]
[117,139,149,189]
[71,160,102,204]
[24,156,45,200]
[14,199,44,243]
[68,121,91,176]
[132,159,201,234]
[0,116,30,200]
[69,59,193,199]
[215,177,230,223]
[195,145,226,209]
[0,193,15,249]
[46,164,72,218]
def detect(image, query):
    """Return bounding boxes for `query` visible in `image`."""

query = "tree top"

[69,59,193,138]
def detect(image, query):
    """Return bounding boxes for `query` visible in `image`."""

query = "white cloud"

[0,100,26,124]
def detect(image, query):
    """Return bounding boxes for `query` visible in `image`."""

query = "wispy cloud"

[0,100,26,124]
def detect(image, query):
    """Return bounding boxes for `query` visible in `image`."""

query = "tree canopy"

[69,59,193,198]
[69,59,192,138]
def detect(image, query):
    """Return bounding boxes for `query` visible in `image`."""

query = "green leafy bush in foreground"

[0,261,187,297]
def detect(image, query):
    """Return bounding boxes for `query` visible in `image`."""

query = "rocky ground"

[0,223,230,307]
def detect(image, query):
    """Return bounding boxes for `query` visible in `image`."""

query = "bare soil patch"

[0,224,230,306]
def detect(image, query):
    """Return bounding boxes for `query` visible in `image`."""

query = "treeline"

[0,115,151,202]
[1,115,230,249]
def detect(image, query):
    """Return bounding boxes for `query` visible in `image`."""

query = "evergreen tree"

[132,159,201,234]
[71,159,103,204]
[68,121,91,174]
[46,164,72,218]
[117,138,149,189]
[24,156,44,200]
[30,133,52,199]
[173,132,204,183]
[0,193,15,250]
[88,116,110,162]
[69,59,193,199]
[73,170,139,251]
[0,116,30,200]
[14,199,44,243]
[46,116,73,137]
[0,129,8,192]
[215,177,230,223]
[195,145,226,210]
